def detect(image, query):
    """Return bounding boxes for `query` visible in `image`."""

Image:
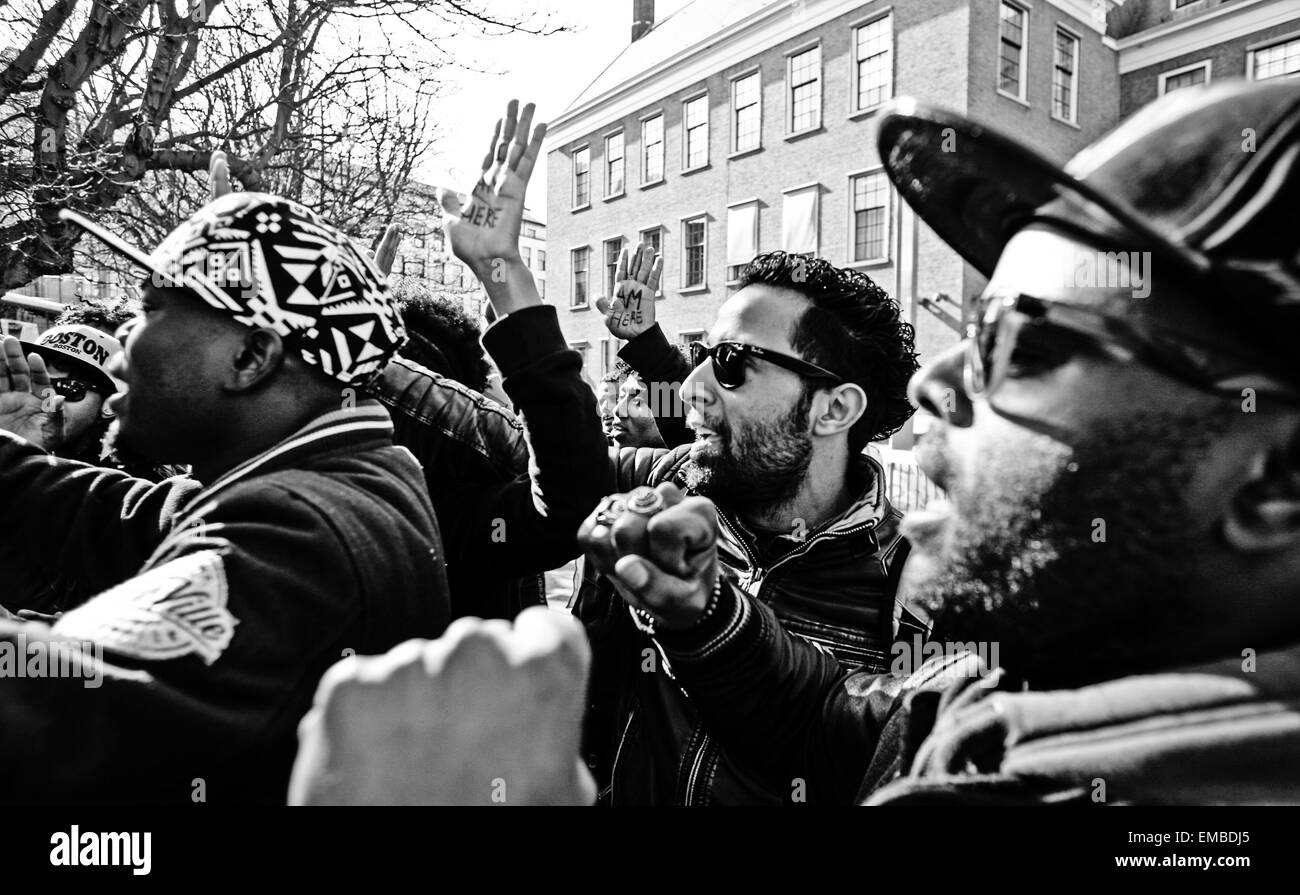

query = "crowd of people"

[1,80,1298,805]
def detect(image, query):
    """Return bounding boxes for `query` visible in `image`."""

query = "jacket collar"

[181,401,395,513]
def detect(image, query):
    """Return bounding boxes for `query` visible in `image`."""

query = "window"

[782,185,819,255]
[639,226,664,297]
[522,224,540,239]
[732,72,761,153]
[1252,37,1300,82]
[600,337,624,377]
[412,228,426,249]
[639,226,662,258]
[569,340,590,372]
[1172,0,1202,9]
[444,262,462,285]
[853,15,893,112]
[683,217,707,289]
[788,46,822,133]
[402,258,425,277]
[431,229,444,252]
[1052,28,1079,123]
[538,278,546,299]
[573,146,591,207]
[522,246,532,268]
[999,2,1028,101]
[537,250,547,272]
[683,95,709,169]
[726,201,759,283]
[851,172,889,263]
[605,131,625,196]
[429,260,444,283]
[1159,60,1210,95]
[678,330,705,348]
[571,247,589,308]
[604,237,625,297]
[642,114,664,184]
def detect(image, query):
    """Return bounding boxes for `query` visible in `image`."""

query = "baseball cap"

[20,324,122,394]
[60,193,406,386]
[875,80,1300,382]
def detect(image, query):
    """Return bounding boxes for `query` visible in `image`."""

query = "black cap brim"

[875,98,1211,281]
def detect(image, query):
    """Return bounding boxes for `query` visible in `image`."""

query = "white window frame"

[847,169,891,267]
[604,129,626,199]
[1248,33,1300,82]
[786,40,823,137]
[1170,0,1204,11]
[1051,24,1081,126]
[682,92,710,172]
[640,111,665,186]
[603,236,626,298]
[677,329,705,348]
[730,67,762,156]
[681,214,709,292]
[638,225,665,297]
[1158,59,1212,95]
[570,245,590,310]
[850,11,894,116]
[997,1,1030,105]
[572,144,591,210]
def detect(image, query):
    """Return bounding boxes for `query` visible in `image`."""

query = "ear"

[1222,422,1300,553]
[810,381,867,439]
[224,328,286,393]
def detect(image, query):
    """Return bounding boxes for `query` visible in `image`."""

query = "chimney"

[632,0,655,42]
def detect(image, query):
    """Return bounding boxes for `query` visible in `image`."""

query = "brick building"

[544,0,1127,416]
[1115,0,1299,113]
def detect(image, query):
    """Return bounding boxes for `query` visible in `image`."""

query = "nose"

[615,395,630,418]
[679,356,716,414]
[908,342,973,429]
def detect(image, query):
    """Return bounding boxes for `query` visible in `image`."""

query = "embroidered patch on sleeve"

[53,550,239,665]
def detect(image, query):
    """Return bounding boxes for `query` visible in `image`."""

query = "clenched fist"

[289,608,595,806]
[578,483,720,631]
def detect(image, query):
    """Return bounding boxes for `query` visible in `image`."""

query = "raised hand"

[0,337,64,449]
[438,100,546,277]
[596,243,662,341]
[289,607,595,805]
[578,484,720,631]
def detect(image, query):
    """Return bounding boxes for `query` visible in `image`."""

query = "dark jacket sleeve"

[654,578,911,804]
[618,323,693,449]
[0,432,199,605]
[436,305,611,579]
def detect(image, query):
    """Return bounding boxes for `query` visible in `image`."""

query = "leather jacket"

[574,444,910,805]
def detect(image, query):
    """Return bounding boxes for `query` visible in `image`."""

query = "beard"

[684,388,814,517]
[905,408,1237,688]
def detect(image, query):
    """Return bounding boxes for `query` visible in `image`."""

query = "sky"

[419,0,695,219]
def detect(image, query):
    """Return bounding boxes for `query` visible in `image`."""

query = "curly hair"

[56,298,138,336]
[390,282,491,393]
[739,252,918,450]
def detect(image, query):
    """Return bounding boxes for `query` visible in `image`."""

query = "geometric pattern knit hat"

[62,192,406,386]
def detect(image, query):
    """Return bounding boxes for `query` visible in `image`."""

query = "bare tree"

[0,0,566,290]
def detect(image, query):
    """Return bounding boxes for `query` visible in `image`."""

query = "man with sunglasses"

[576,249,919,804]
[576,80,1300,804]
[15,324,121,461]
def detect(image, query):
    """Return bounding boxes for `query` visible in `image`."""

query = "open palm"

[439,100,546,273]
[0,337,64,449]
[597,243,663,341]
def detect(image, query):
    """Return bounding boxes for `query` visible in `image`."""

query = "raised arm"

[597,248,694,448]
[428,101,610,580]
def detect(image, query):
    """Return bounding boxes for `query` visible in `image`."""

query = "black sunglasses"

[689,341,843,390]
[966,292,1300,402]
[49,378,102,403]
